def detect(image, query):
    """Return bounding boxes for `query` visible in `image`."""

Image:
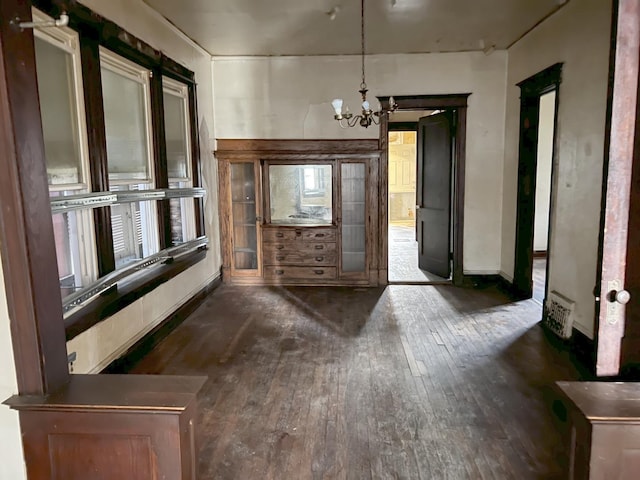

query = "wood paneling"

[6,374,206,480]
[217,138,380,154]
[557,381,640,479]
[49,434,154,479]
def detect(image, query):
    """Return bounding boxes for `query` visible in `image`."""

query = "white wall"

[213,51,508,274]
[502,0,612,337]
[533,90,556,252]
[67,0,221,373]
[0,260,27,480]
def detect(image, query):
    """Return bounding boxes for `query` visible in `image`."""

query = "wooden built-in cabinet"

[216,140,380,286]
[5,374,206,480]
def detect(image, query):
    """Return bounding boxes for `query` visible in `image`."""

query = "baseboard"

[102,275,222,374]
[461,273,522,300]
[540,319,596,379]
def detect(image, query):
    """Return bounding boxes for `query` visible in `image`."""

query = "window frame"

[29,3,208,335]
[33,8,99,299]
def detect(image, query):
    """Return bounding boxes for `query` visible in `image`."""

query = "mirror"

[269,164,332,224]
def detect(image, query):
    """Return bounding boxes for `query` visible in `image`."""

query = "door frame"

[512,63,563,300]
[378,94,470,286]
[594,0,640,376]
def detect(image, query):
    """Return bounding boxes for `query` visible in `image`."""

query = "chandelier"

[331,0,398,128]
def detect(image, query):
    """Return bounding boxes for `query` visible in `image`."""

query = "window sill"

[64,248,207,341]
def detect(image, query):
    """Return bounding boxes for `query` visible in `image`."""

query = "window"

[33,10,97,298]
[32,7,206,324]
[163,77,197,244]
[101,50,159,267]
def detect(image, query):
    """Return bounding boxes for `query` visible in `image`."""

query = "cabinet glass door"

[230,162,259,272]
[341,162,366,274]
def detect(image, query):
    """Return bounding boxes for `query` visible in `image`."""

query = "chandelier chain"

[360,0,366,90]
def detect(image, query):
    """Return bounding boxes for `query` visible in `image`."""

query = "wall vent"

[544,291,575,339]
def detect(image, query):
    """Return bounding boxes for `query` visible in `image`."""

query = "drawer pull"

[313,269,324,275]
[314,245,324,250]
[275,269,284,275]
[315,256,324,262]
[315,233,325,238]
[276,245,285,250]
[276,232,284,238]
[295,230,302,237]
[276,255,285,261]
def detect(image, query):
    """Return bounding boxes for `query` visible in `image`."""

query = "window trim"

[28,0,207,341]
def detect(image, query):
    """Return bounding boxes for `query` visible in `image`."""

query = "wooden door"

[416,113,452,278]
[595,0,640,377]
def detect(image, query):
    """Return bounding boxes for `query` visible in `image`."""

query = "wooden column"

[0,0,69,394]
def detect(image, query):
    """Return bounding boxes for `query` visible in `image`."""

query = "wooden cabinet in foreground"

[216,140,380,286]
[5,374,206,480]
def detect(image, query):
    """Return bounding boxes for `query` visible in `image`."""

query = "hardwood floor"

[131,284,584,479]
[532,258,546,305]
[388,224,449,283]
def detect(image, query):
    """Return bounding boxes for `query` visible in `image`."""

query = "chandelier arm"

[347,115,361,128]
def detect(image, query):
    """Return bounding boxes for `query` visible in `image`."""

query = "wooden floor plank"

[131,284,584,479]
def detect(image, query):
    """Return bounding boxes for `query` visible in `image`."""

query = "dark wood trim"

[216,139,380,154]
[380,94,472,110]
[513,63,563,300]
[189,84,205,237]
[102,275,221,374]
[65,249,209,341]
[533,251,548,259]
[80,33,115,275]
[453,108,467,287]
[388,121,418,131]
[379,115,390,284]
[378,94,469,287]
[161,58,195,86]
[0,1,69,394]
[150,66,171,249]
[540,323,597,379]
[516,63,563,95]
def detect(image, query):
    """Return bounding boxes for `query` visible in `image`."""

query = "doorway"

[378,94,469,286]
[532,90,557,305]
[513,63,562,304]
[387,114,452,283]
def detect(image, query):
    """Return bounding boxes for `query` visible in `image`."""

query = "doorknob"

[610,289,631,304]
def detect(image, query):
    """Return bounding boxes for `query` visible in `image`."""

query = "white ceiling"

[143,0,568,57]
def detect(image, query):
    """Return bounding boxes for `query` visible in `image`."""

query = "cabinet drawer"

[264,242,336,255]
[301,228,336,242]
[264,266,337,280]
[262,229,298,242]
[263,250,336,266]
[262,227,337,243]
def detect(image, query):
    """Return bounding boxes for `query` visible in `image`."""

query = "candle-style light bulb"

[332,98,343,115]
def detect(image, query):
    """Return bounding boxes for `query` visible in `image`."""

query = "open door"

[595,0,640,377]
[416,112,452,278]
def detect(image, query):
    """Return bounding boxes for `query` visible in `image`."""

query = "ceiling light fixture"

[331,0,397,128]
